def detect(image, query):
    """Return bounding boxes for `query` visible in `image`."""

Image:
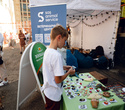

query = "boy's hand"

[68,67,75,75]
[63,66,72,71]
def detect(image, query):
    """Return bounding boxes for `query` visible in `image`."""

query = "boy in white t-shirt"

[42,25,75,110]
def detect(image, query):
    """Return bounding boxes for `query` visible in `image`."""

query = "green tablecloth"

[61,73,125,110]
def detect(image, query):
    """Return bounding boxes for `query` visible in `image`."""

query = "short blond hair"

[50,25,68,40]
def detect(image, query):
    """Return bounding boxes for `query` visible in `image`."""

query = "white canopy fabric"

[69,11,120,59]
[29,0,121,11]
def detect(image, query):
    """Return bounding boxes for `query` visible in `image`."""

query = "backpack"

[94,56,108,69]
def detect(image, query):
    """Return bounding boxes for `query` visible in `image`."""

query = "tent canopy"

[29,0,121,19]
[29,0,121,20]
[29,0,120,11]
[29,0,121,59]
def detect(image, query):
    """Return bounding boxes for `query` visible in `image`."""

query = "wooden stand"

[89,71,108,84]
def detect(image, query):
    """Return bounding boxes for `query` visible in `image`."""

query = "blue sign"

[30,4,66,45]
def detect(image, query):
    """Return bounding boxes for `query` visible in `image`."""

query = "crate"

[89,71,108,84]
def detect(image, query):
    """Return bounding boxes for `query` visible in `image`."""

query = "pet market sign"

[35,47,44,61]
[31,43,46,74]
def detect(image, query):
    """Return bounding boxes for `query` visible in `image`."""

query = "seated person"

[73,49,93,68]
[79,48,95,57]
[93,45,108,69]
[95,45,104,58]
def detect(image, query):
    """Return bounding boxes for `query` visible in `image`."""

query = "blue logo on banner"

[30,4,66,45]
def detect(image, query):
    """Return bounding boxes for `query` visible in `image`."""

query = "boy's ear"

[57,35,61,41]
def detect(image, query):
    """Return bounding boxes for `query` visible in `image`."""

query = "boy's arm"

[55,67,75,84]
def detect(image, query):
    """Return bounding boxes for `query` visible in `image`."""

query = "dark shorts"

[45,95,60,110]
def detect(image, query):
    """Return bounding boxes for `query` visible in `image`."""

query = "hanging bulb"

[101,13,103,17]
[96,15,97,18]
[106,12,109,14]
[90,15,93,19]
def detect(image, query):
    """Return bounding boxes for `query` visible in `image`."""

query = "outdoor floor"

[0,43,125,110]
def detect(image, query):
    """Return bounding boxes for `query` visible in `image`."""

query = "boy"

[42,25,75,110]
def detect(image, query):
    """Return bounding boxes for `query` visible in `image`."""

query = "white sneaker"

[0,82,4,87]
[0,80,8,86]
[0,79,2,83]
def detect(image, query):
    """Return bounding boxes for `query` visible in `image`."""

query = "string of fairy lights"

[108,12,119,57]
[67,10,120,58]
[67,11,116,28]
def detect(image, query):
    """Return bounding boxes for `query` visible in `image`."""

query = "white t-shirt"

[42,48,64,101]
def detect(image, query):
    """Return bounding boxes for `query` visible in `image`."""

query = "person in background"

[3,32,7,44]
[0,33,4,52]
[9,32,16,49]
[42,25,75,110]
[94,45,108,69]
[0,43,8,87]
[28,35,32,44]
[18,30,26,54]
[95,45,105,58]
[15,33,19,43]
[25,32,30,45]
